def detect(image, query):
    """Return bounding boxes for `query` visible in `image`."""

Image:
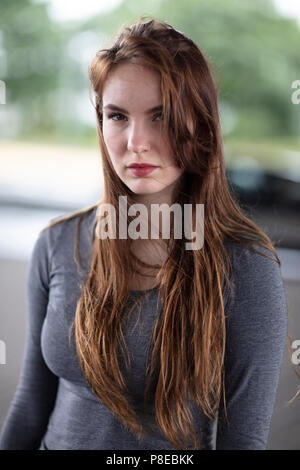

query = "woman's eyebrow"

[103,104,163,114]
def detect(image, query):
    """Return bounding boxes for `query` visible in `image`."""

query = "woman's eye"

[107,112,163,122]
[153,112,163,121]
[108,112,126,121]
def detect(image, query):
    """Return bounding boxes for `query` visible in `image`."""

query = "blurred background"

[0,0,300,449]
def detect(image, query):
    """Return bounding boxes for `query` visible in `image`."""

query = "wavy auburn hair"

[60,16,283,449]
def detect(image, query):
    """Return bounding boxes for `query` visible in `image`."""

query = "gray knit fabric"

[0,207,288,450]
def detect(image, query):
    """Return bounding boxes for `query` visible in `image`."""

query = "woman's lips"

[128,164,158,177]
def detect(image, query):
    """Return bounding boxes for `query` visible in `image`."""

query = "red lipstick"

[128,163,158,177]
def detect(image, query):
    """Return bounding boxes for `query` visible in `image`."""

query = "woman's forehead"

[104,61,160,86]
[102,62,162,107]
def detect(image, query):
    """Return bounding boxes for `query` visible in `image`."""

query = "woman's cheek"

[104,131,120,154]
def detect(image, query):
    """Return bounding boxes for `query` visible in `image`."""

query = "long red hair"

[45,16,285,449]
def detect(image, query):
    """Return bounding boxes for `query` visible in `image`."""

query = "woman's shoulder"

[32,204,98,266]
[40,203,97,244]
[223,240,287,323]
[223,240,283,291]
[224,240,279,270]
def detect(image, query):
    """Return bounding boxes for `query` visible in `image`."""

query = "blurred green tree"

[82,0,300,142]
[1,0,299,148]
[0,0,64,136]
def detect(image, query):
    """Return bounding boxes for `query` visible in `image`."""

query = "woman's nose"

[127,122,151,154]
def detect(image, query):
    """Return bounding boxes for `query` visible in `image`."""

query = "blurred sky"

[33,0,300,26]
[34,0,123,22]
[273,0,300,26]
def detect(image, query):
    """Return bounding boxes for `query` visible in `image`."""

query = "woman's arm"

[216,244,288,450]
[0,228,59,449]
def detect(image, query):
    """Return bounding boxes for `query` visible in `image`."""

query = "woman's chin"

[126,181,165,196]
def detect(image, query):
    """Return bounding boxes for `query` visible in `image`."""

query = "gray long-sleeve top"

[0,206,288,450]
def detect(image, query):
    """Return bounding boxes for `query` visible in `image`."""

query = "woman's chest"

[41,265,162,393]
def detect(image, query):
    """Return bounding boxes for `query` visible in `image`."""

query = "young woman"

[0,17,288,450]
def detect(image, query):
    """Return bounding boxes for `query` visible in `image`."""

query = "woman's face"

[101,62,184,202]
